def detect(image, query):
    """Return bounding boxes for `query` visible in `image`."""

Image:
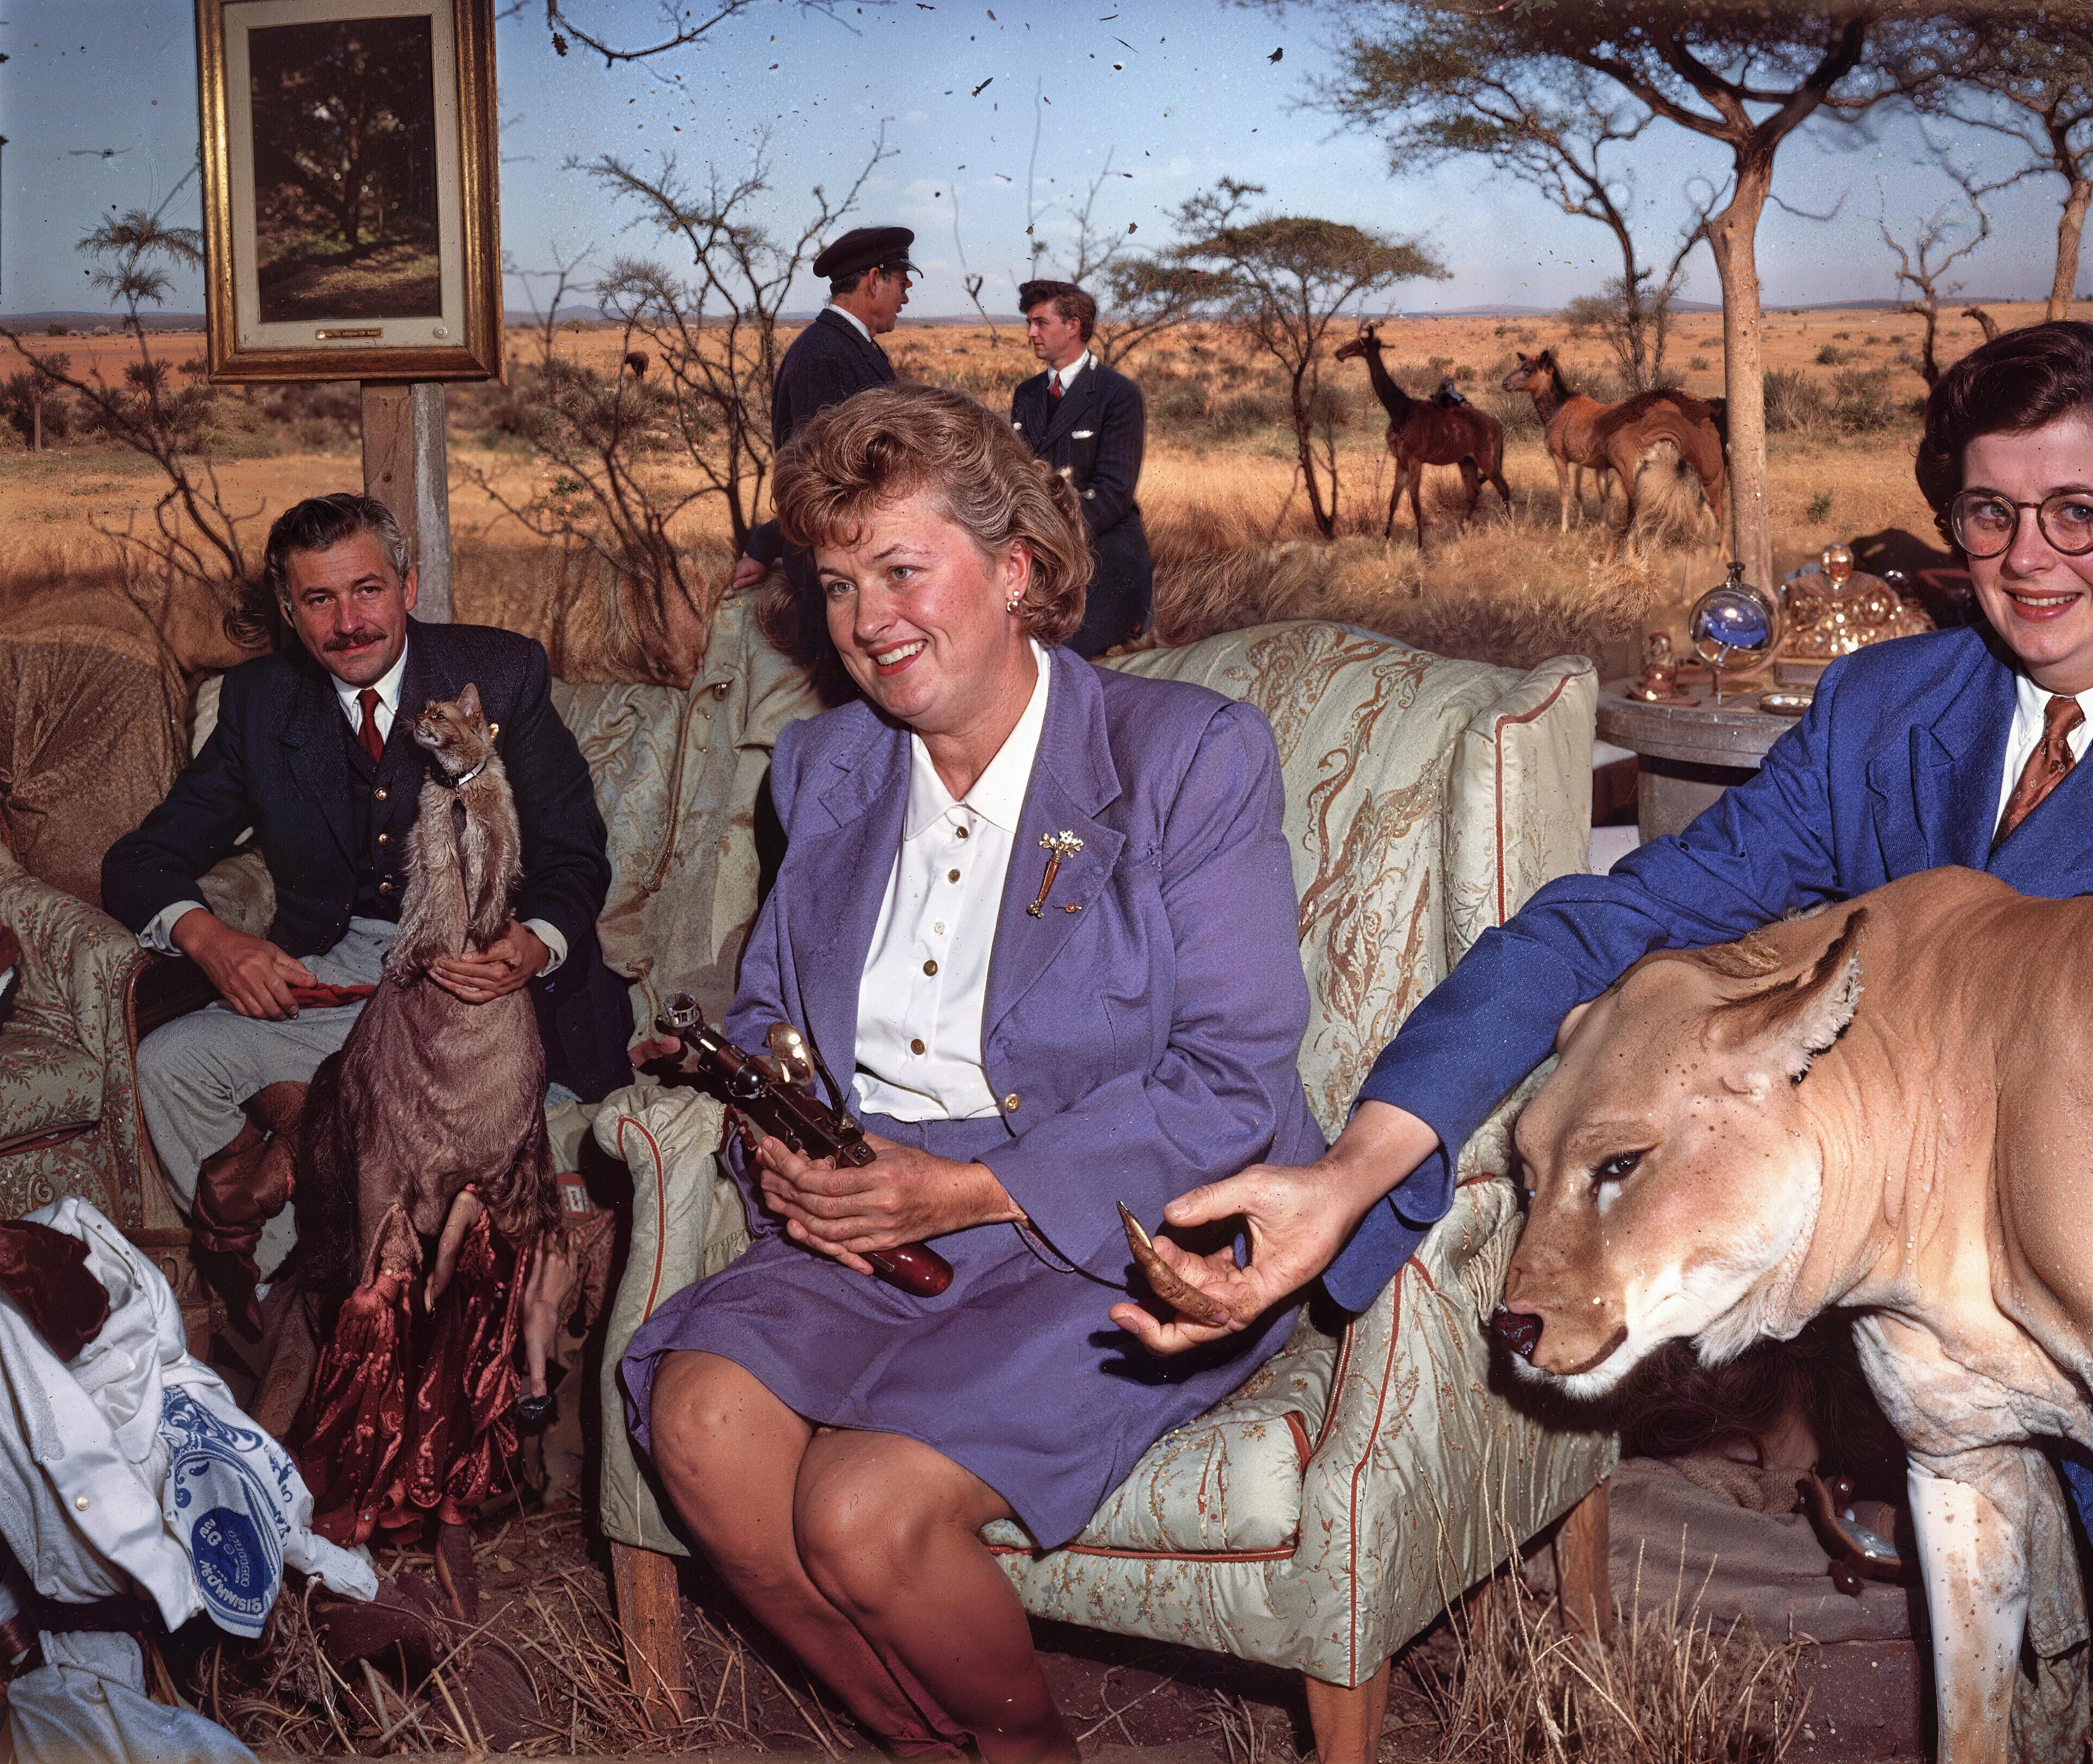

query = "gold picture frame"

[196,0,500,383]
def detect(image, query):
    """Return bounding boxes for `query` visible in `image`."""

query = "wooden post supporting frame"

[1304,1659,1393,1763]
[1554,1477,1614,1644]
[360,381,453,622]
[609,1541,689,1730]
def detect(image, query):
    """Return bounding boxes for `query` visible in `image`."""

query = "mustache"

[325,628,386,652]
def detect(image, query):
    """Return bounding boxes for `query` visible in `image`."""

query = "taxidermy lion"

[289,683,558,1606]
[1493,866,2092,1764]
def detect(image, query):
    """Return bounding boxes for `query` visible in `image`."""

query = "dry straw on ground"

[1401,1556,1807,1764]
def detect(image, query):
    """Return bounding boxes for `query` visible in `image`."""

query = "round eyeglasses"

[1949,489,2093,559]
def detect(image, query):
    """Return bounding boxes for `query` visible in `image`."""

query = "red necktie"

[1996,692,2084,846]
[1049,377,1062,403]
[357,688,385,765]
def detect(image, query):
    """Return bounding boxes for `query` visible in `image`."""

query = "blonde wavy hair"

[771,384,1092,647]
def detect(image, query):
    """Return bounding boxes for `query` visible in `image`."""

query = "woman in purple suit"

[623,385,1323,1760]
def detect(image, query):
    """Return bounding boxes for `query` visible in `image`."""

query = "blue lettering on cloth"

[159,1387,288,1637]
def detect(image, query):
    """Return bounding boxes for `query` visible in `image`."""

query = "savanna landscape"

[0,296,2001,688]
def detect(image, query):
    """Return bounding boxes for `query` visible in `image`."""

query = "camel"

[1335,323,1510,546]
[1501,349,1728,556]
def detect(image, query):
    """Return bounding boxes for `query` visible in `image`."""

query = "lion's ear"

[1715,910,1866,1089]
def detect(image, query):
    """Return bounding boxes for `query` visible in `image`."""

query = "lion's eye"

[1595,1151,1642,1183]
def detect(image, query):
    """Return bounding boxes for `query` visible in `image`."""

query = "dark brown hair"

[1017,279,1098,343]
[770,384,1091,647]
[1915,320,2093,543]
[225,492,411,652]
[262,492,411,605]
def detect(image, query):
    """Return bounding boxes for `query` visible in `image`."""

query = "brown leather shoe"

[191,1082,306,1340]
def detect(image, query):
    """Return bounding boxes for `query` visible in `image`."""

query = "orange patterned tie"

[1995,692,2084,846]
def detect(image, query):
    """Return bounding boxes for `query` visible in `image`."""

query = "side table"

[1596,681,1795,842]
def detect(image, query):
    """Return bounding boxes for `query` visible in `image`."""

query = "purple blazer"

[625,645,1323,1544]
[729,642,1327,1274]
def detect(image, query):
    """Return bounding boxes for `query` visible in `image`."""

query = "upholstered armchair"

[590,619,1618,1752]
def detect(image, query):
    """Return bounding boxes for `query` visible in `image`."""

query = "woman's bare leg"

[648,1352,960,1747]
[794,1430,1075,1764]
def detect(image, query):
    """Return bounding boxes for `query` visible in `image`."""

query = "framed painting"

[195,0,501,382]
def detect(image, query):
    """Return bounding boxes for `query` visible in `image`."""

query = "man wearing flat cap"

[733,227,918,640]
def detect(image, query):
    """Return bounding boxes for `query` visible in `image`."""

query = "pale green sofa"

[583,610,1617,1750]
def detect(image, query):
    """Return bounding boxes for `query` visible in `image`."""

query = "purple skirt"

[621,1108,1298,1549]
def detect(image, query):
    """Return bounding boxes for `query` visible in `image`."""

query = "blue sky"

[1,0,2081,320]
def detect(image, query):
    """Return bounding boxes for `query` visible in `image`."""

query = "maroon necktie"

[357,688,385,765]
[1049,377,1062,404]
[1996,693,2084,846]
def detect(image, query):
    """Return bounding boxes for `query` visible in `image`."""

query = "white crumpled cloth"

[0,1197,375,1763]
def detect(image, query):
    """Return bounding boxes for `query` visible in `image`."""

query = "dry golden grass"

[0,302,1986,681]
[1398,1560,1808,1764]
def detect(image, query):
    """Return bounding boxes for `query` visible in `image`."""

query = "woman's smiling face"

[1962,412,2093,693]
[818,488,1033,741]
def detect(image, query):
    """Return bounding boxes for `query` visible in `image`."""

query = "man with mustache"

[103,493,614,1302]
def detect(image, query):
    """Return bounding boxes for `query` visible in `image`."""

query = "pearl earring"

[1005,596,1021,614]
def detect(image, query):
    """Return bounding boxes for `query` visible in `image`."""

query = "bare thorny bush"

[1,209,263,671]
[459,130,889,686]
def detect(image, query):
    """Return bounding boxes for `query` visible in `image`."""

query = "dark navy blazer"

[1328,625,2083,1309]
[1011,357,1153,654]
[746,310,898,570]
[101,620,612,1001]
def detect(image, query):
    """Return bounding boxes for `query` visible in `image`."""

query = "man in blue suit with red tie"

[1115,320,2093,1542]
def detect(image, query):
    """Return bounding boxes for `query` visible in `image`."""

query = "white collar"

[1050,352,1092,393]
[2012,670,2093,727]
[330,635,409,721]
[904,641,1051,839]
[827,304,874,343]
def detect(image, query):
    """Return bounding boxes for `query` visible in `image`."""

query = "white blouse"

[852,642,1051,1122]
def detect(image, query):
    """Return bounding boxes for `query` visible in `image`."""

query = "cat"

[291,680,556,1300]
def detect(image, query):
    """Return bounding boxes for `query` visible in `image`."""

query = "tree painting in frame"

[196,0,500,382]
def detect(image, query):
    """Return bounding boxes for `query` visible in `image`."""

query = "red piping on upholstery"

[1492,670,1578,924]
[615,1116,672,1323]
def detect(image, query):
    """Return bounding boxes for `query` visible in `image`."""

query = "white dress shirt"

[140,637,565,973]
[828,303,874,343]
[328,639,411,746]
[1994,671,2093,837]
[1047,351,1093,397]
[852,643,1051,1122]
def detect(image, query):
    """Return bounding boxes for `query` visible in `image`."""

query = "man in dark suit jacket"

[102,493,618,1276]
[1011,280,1153,657]
[734,227,918,658]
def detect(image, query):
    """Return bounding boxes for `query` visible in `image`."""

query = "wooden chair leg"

[1553,1476,1614,1644]
[610,1541,689,1730]
[1304,1658,1391,1764]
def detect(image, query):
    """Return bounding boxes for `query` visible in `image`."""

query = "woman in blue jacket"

[1119,322,2093,1529]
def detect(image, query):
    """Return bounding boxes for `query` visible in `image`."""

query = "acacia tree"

[1886,15,2090,324]
[1310,2,1894,594]
[1171,180,1445,538]
[1,211,258,663]
[1314,34,1702,390]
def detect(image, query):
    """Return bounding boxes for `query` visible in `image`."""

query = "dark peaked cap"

[813,226,920,281]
